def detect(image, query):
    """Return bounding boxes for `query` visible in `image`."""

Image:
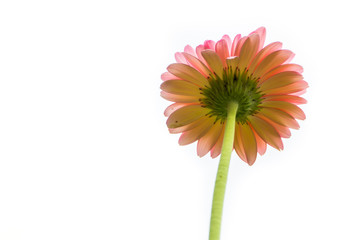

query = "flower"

[161,27,308,166]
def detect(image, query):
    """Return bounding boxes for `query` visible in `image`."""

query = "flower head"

[161,27,308,165]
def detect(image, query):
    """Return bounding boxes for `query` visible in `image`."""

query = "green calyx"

[200,66,263,124]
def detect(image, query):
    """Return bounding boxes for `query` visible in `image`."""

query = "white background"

[0,0,359,239]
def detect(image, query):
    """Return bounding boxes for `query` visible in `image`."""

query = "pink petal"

[197,121,223,157]
[260,101,306,120]
[247,42,283,74]
[160,80,203,97]
[253,50,295,78]
[251,27,266,50]
[166,104,208,128]
[248,115,284,150]
[231,34,241,56]
[184,45,196,56]
[160,91,200,103]
[222,35,232,51]
[215,39,230,65]
[161,72,180,81]
[167,63,209,87]
[201,50,224,77]
[175,52,187,64]
[204,40,216,50]
[196,44,207,64]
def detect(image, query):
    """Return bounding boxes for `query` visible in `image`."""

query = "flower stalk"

[209,101,239,240]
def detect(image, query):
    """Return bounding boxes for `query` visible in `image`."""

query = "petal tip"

[248,161,255,166]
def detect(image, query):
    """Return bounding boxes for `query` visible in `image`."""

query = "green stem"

[209,101,238,240]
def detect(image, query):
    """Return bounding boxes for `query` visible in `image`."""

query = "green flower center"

[200,66,263,124]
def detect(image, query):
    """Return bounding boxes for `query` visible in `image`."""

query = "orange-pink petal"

[197,121,223,157]
[262,95,307,105]
[167,63,209,87]
[253,49,294,78]
[160,80,203,97]
[259,71,303,90]
[178,117,214,145]
[290,89,307,96]
[182,52,212,77]
[238,33,260,70]
[160,91,200,103]
[169,116,207,134]
[238,123,257,166]
[164,102,191,117]
[226,57,240,71]
[261,64,303,81]
[260,101,306,120]
[210,123,225,158]
[252,128,267,155]
[166,104,208,128]
[259,107,300,129]
[262,80,308,95]
[233,36,248,56]
[248,115,284,150]
[248,42,283,74]
[259,115,291,138]
[234,124,246,162]
[201,50,224,77]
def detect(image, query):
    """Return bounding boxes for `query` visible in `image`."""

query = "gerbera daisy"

[160,27,307,240]
[161,27,307,166]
